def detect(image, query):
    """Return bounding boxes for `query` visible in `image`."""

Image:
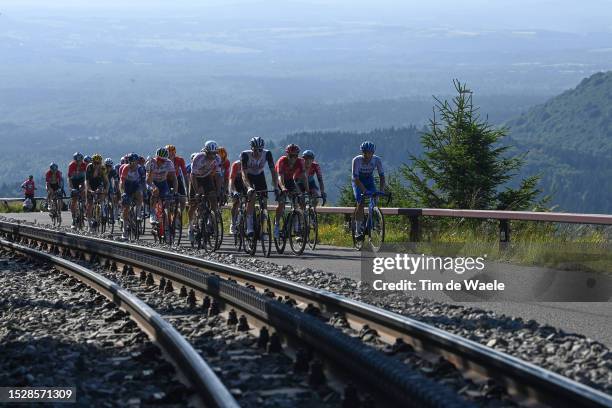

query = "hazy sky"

[3,0,612,32]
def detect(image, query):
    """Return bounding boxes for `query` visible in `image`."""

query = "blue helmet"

[360,141,376,153]
[128,152,139,162]
[104,158,113,166]
[83,155,92,163]
[73,152,84,161]
[49,162,58,171]
[302,150,315,159]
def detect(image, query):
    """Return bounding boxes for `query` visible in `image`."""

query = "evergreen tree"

[402,80,541,210]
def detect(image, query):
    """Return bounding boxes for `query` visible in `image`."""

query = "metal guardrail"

[2,196,611,244]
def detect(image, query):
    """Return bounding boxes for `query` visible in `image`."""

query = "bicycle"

[101,191,115,235]
[242,190,273,257]
[140,189,150,236]
[71,188,86,230]
[351,191,391,252]
[89,188,106,234]
[231,193,248,252]
[273,191,306,256]
[191,193,219,252]
[124,197,141,242]
[47,190,63,227]
[151,193,180,246]
[304,193,326,250]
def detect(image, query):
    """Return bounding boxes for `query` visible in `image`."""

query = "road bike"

[191,193,219,252]
[47,190,63,227]
[232,193,248,252]
[351,191,391,252]
[151,193,180,246]
[274,191,306,256]
[124,197,141,242]
[243,190,273,257]
[89,188,107,234]
[71,187,86,230]
[304,192,326,250]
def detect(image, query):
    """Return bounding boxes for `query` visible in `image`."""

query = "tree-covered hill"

[506,71,612,213]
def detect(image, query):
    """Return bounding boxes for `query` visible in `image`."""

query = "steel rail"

[0,237,239,408]
[2,221,611,407]
[0,220,476,408]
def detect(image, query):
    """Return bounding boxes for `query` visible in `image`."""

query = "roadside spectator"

[21,175,36,211]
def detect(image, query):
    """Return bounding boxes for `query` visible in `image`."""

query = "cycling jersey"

[146,157,175,182]
[352,155,384,180]
[45,170,63,185]
[276,156,305,180]
[305,162,322,180]
[172,156,187,179]
[190,152,219,178]
[240,149,275,176]
[68,161,87,179]
[229,160,242,182]
[106,167,118,181]
[86,163,108,190]
[217,158,230,178]
[120,164,145,183]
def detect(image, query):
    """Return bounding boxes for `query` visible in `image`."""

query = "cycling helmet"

[127,153,139,162]
[138,156,145,165]
[84,155,92,163]
[285,143,300,155]
[302,150,315,159]
[166,144,176,154]
[204,140,218,153]
[155,147,169,158]
[250,136,264,149]
[73,152,84,161]
[121,155,128,164]
[49,162,58,171]
[92,154,103,163]
[104,158,113,166]
[360,141,376,153]
[190,153,197,160]
[218,146,228,161]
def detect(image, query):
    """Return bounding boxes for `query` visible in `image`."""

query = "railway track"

[0,238,238,408]
[1,219,611,407]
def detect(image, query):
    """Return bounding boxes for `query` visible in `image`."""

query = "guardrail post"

[409,216,421,242]
[499,219,510,250]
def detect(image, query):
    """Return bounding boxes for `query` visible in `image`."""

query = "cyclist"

[105,158,119,212]
[241,137,278,236]
[85,154,109,229]
[119,153,146,240]
[298,150,326,207]
[84,155,92,165]
[21,175,36,211]
[67,152,87,228]
[188,140,220,242]
[352,141,385,238]
[45,163,64,210]
[166,144,188,213]
[275,144,308,238]
[228,157,246,235]
[146,147,178,224]
[216,146,230,205]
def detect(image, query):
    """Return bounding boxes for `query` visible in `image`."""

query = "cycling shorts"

[352,176,375,204]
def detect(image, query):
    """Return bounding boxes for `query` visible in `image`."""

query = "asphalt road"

[6,210,612,347]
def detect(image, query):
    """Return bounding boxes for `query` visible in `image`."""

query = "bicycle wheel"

[77,200,85,230]
[233,212,243,251]
[306,208,318,250]
[204,210,219,252]
[273,215,287,254]
[369,207,385,252]
[214,209,223,250]
[106,202,115,235]
[245,212,258,256]
[288,210,306,255]
[260,209,272,257]
[172,207,183,246]
[351,214,364,251]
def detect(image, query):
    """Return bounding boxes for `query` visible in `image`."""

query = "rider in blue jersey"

[352,141,385,237]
